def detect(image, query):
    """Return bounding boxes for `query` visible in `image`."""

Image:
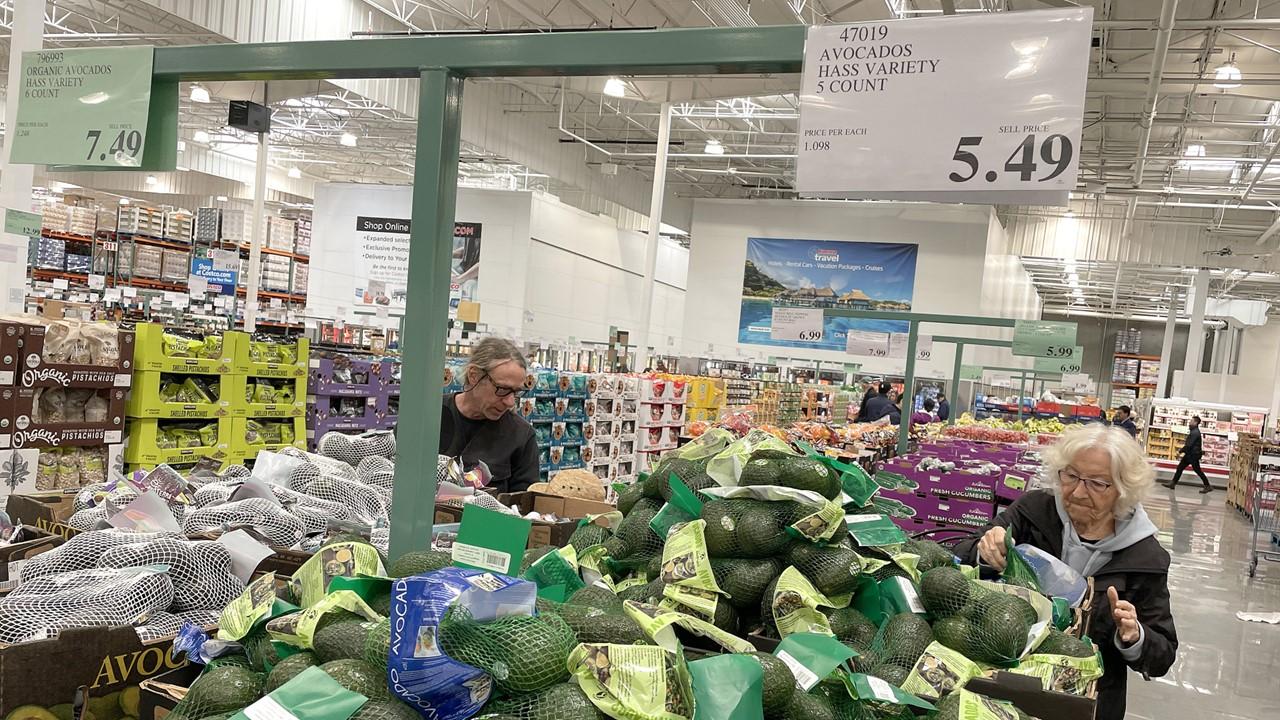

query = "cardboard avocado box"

[0,526,63,592]
[0,626,188,714]
[138,665,200,720]
[966,671,1096,720]
[494,490,615,548]
[3,491,82,539]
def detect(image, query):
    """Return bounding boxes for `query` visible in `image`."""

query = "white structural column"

[632,100,673,371]
[0,4,42,313]
[244,92,269,332]
[1180,269,1210,398]
[1218,324,1235,402]
[1155,291,1177,398]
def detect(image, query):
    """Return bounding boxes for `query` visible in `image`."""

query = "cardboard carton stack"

[585,374,639,487]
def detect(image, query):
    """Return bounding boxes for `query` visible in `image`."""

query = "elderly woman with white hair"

[955,423,1178,720]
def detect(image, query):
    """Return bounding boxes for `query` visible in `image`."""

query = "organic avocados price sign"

[796,7,1092,204]
[10,46,154,167]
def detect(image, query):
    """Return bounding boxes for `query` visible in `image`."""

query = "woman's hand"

[977,526,1009,571]
[1108,586,1142,645]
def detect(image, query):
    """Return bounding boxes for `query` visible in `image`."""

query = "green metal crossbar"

[928,336,1014,427]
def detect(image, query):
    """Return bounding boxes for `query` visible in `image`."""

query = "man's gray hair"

[464,337,527,379]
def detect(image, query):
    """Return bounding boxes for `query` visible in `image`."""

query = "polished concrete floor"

[1124,486,1280,720]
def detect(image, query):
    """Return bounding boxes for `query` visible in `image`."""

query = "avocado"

[610,503,661,559]
[966,594,1033,664]
[904,538,955,572]
[320,659,390,699]
[1037,628,1094,658]
[314,619,378,663]
[567,524,612,553]
[4,707,58,720]
[368,588,392,616]
[932,691,961,720]
[778,457,840,499]
[738,458,780,487]
[559,606,646,645]
[711,557,783,609]
[654,458,696,500]
[749,652,797,715]
[748,448,796,462]
[700,500,743,557]
[616,481,646,515]
[826,607,877,646]
[879,613,933,668]
[735,504,790,558]
[521,545,556,573]
[842,641,880,674]
[869,662,912,687]
[388,550,452,578]
[119,688,140,718]
[263,651,319,693]
[87,694,123,720]
[790,544,862,597]
[48,705,74,720]
[364,618,391,668]
[181,665,264,717]
[920,566,971,618]
[779,691,837,720]
[525,682,606,720]
[567,585,624,612]
[241,630,280,672]
[712,600,739,633]
[439,614,573,693]
[349,701,420,720]
[931,616,975,658]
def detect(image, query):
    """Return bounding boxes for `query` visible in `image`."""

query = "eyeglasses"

[1058,468,1113,494]
[481,372,525,398]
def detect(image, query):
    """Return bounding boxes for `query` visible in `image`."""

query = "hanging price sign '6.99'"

[771,307,824,343]
[796,8,1092,205]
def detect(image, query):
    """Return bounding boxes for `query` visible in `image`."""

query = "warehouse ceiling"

[8,0,1280,320]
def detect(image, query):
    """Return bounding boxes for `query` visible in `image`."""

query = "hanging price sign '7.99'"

[10,46,154,167]
[796,8,1092,205]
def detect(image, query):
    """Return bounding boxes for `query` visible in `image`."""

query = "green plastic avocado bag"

[624,600,755,655]
[900,641,984,701]
[228,666,367,720]
[657,519,725,620]
[688,654,764,720]
[570,642,695,720]
[767,567,851,638]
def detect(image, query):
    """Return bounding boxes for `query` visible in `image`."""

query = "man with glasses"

[440,337,539,493]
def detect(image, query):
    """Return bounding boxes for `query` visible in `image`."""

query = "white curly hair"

[1041,422,1155,518]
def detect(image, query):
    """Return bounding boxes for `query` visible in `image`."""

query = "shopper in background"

[855,379,878,422]
[865,381,901,425]
[439,337,539,493]
[1111,406,1138,437]
[1166,415,1212,493]
[937,396,950,422]
[955,424,1177,720]
[910,398,936,428]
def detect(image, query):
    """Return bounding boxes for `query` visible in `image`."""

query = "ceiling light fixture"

[193,130,210,143]
[340,132,358,147]
[288,167,302,179]
[145,175,158,186]
[189,84,211,103]
[1064,210,1075,218]
[603,77,627,98]
[1213,53,1242,89]
[704,139,725,155]
[118,198,130,205]
[216,195,228,202]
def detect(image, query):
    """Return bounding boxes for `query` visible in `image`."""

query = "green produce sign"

[4,209,42,238]
[1034,346,1084,374]
[1011,320,1077,359]
[960,365,984,381]
[10,46,154,167]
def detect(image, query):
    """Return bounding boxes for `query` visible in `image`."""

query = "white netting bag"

[357,456,396,489]
[67,506,111,531]
[181,497,306,547]
[0,567,175,643]
[72,483,139,513]
[318,430,396,467]
[20,530,177,581]
[370,528,390,554]
[279,446,358,480]
[292,474,388,525]
[135,608,222,642]
[192,479,241,508]
[97,538,245,613]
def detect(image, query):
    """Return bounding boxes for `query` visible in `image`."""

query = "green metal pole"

[1018,372,1027,422]
[950,342,964,426]
[898,321,919,455]
[389,69,464,561]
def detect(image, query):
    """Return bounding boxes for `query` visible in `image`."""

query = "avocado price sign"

[1012,320,1077,359]
[10,46,154,167]
[796,7,1092,204]
[770,307,825,343]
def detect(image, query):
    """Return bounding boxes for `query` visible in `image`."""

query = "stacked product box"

[163,210,193,243]
[517,369,592,483]
[683,377,725,427]
[874,440,1040,534]
[0,318,133,501]
[267,217,296,252]
[125,324,308,472]
[585,374,640,485]
[307,353,396,448]
[28,236,65,270]
[634,376,685,474]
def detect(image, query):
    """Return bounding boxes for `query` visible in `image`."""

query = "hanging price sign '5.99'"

[797,8,1092,205]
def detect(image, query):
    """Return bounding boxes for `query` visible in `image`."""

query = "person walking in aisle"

[937,396,950,422]
[856,379,878,422]
[1111,406,1138,437]
[865,381,901,425]
[1165,415,1212,493]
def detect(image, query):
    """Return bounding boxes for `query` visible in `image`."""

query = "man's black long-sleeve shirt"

[440,393,539,493]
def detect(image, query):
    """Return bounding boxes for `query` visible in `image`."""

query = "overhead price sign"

[847,330,889,358]
[960,365,984,381]
[796,7,1092,204]
[10,46,154,167]
[770,307,824,342]
[1034,345,1084,374]
[888,333,933,361]
[1012,320,1077,359]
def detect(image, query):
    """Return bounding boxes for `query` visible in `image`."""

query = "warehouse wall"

[684,199,1001,376]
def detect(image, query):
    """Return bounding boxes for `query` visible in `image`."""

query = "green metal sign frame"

[127,26,807,560]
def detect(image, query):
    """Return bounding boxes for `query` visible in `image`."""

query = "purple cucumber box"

[878,486,994,528]
[878,458,997,503]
